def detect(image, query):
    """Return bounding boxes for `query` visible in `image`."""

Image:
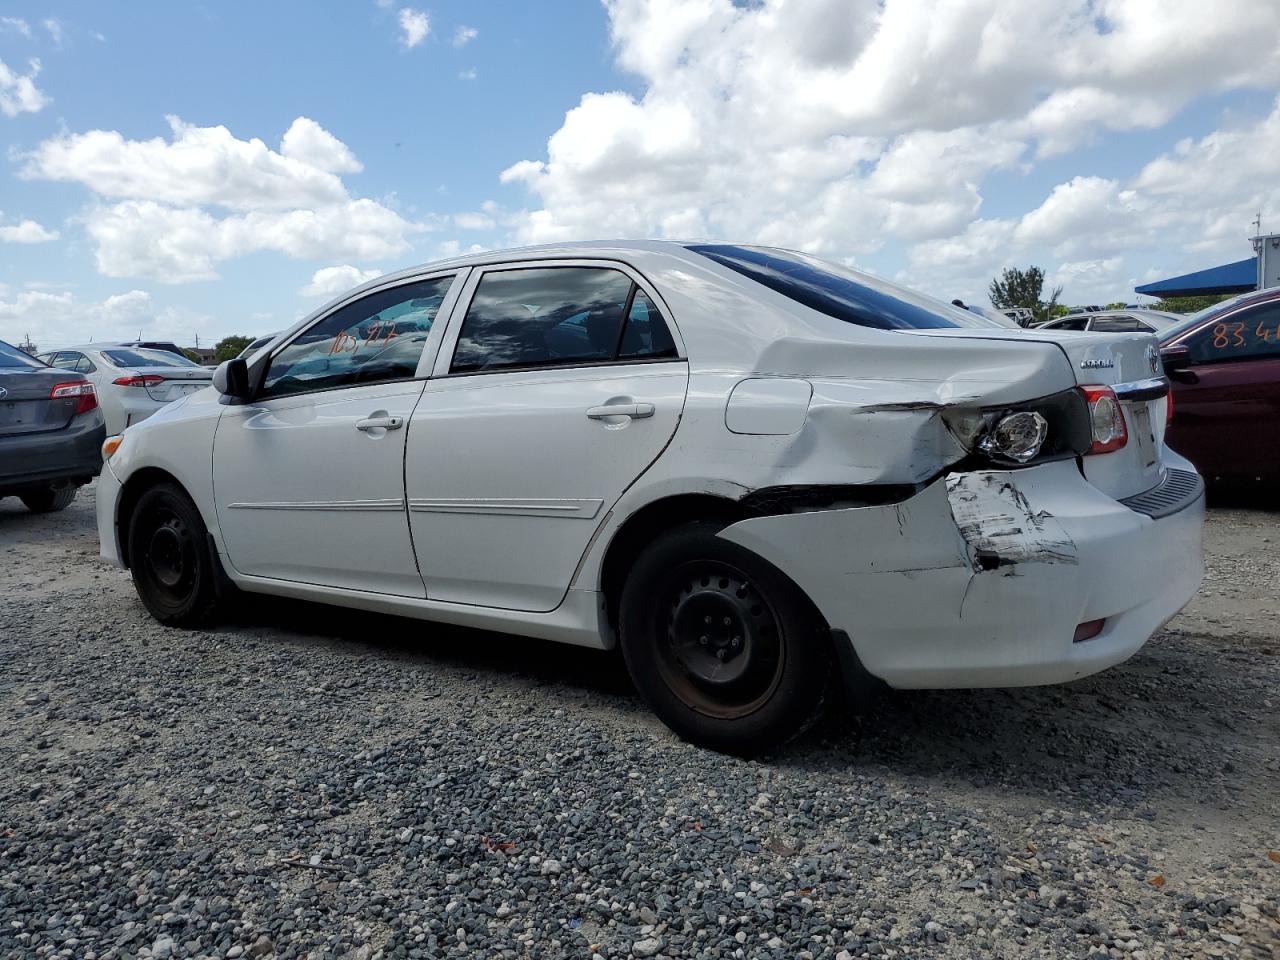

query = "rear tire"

[618,522,833,755]
[128,483,222,626]
[21,485,77,513]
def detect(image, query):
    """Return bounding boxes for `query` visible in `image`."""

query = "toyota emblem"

[1145,343,1160,375]
[0,386,7,400]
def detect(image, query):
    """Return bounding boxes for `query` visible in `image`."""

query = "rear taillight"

[1165,390,1174,426]
[112,375,165,387]
[1077,385,1127,455]
[50,381,98,415]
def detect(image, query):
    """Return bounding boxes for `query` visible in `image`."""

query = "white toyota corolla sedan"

[97,242,1204,753]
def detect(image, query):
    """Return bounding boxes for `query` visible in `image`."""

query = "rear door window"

[1184,303,1280,363]
[450,267,679,373]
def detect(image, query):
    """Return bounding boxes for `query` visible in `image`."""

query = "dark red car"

[1159,288,1280,486]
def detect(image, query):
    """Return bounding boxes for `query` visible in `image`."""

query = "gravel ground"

[1,482,1277,960]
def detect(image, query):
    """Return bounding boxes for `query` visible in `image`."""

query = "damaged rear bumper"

[718,455,1204,689]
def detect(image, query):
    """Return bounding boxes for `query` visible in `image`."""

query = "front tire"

[618,522,833,755]
[21,485,77,513]
[128,483,222,626]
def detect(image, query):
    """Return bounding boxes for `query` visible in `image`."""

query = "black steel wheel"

[619,522,833,754]
[128,483,222,626]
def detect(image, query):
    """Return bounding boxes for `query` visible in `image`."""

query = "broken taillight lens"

[1077,386,1127,454]
[50,381,98,415]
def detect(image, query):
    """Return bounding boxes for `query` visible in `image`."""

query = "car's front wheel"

[20,485,77,513]
[128,483,223,626]
[618,522,833,755]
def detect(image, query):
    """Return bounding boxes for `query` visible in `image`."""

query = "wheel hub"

[148,519,189,589]
[667,573,769,688]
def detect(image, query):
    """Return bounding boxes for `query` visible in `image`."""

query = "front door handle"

[585,402,655,420]
[356,415,403,432]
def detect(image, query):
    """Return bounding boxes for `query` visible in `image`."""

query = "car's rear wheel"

[128,483,222,626]
[618,522,833,755]
[20,485,77,513]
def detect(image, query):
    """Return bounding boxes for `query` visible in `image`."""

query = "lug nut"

[716,649,726,661]
[723,617,732,626]
[731,636,741,648]
[699,635,708,645]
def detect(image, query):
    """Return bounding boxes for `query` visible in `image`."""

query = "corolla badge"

[1146,343,1160,375]
[1079,357,1115,370]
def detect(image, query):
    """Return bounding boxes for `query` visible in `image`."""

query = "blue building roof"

[1135,257,1257,298]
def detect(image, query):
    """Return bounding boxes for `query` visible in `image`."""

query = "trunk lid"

[913,327,1167,500]
[0,369,85,436]
[116,366,213,403]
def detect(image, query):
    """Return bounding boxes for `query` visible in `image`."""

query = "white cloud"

[20,116,427,282]
[453,25,478,47]
[453,211,494,230]
[0,216,58,243]
[42,18,64,45]
[0,289,153,348]
[501,0,1280,303]
[458,67,477,81]
[0,57,49,117]
[0,17,31,37]
[302,264,384,298]
[280,117,363,174]
[398,8,430,48]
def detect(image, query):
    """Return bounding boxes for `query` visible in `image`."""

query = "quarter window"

[1184,304,1280,363]
[450,267,679,373]
[261,276,453,398]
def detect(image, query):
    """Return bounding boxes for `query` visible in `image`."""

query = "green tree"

[214,335,254,363]
[182,348,203,364]
[989,266,1063,325]
[1149,294,1233,314]
[1105,301,1128,310]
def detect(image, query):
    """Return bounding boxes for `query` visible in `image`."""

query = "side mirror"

[1160,345,1196,383]
[212,357,251,401]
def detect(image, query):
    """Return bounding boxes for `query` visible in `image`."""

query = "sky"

[2,0,1280,352]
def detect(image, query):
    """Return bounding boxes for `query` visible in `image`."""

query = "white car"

[38,345,213,435]
[96,242,1204,753]
[1039,309,1183,334]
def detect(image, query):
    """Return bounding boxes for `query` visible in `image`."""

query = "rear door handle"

[356,416,403,431]
[585,402,655,420]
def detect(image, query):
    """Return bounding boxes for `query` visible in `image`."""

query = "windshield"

[102,348,200,368]
[687,244,1002,330]
[0,340,45,369]
[1157,292,1262,343]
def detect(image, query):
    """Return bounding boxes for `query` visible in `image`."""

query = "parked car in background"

[1040,309,1182,334]
[1158,288,1280,486]
[237,333,280,359]
[118,340,187,359]
[97,241,1203,754]
[37,345,213,435]
[0,339,104,513]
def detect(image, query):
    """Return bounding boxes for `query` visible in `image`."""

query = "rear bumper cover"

[0,417,104,493]
[719,455,1204,689]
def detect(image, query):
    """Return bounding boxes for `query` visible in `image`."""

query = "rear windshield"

[0,340,45,369]
[102,348,199,368]
[687,244,999,330]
